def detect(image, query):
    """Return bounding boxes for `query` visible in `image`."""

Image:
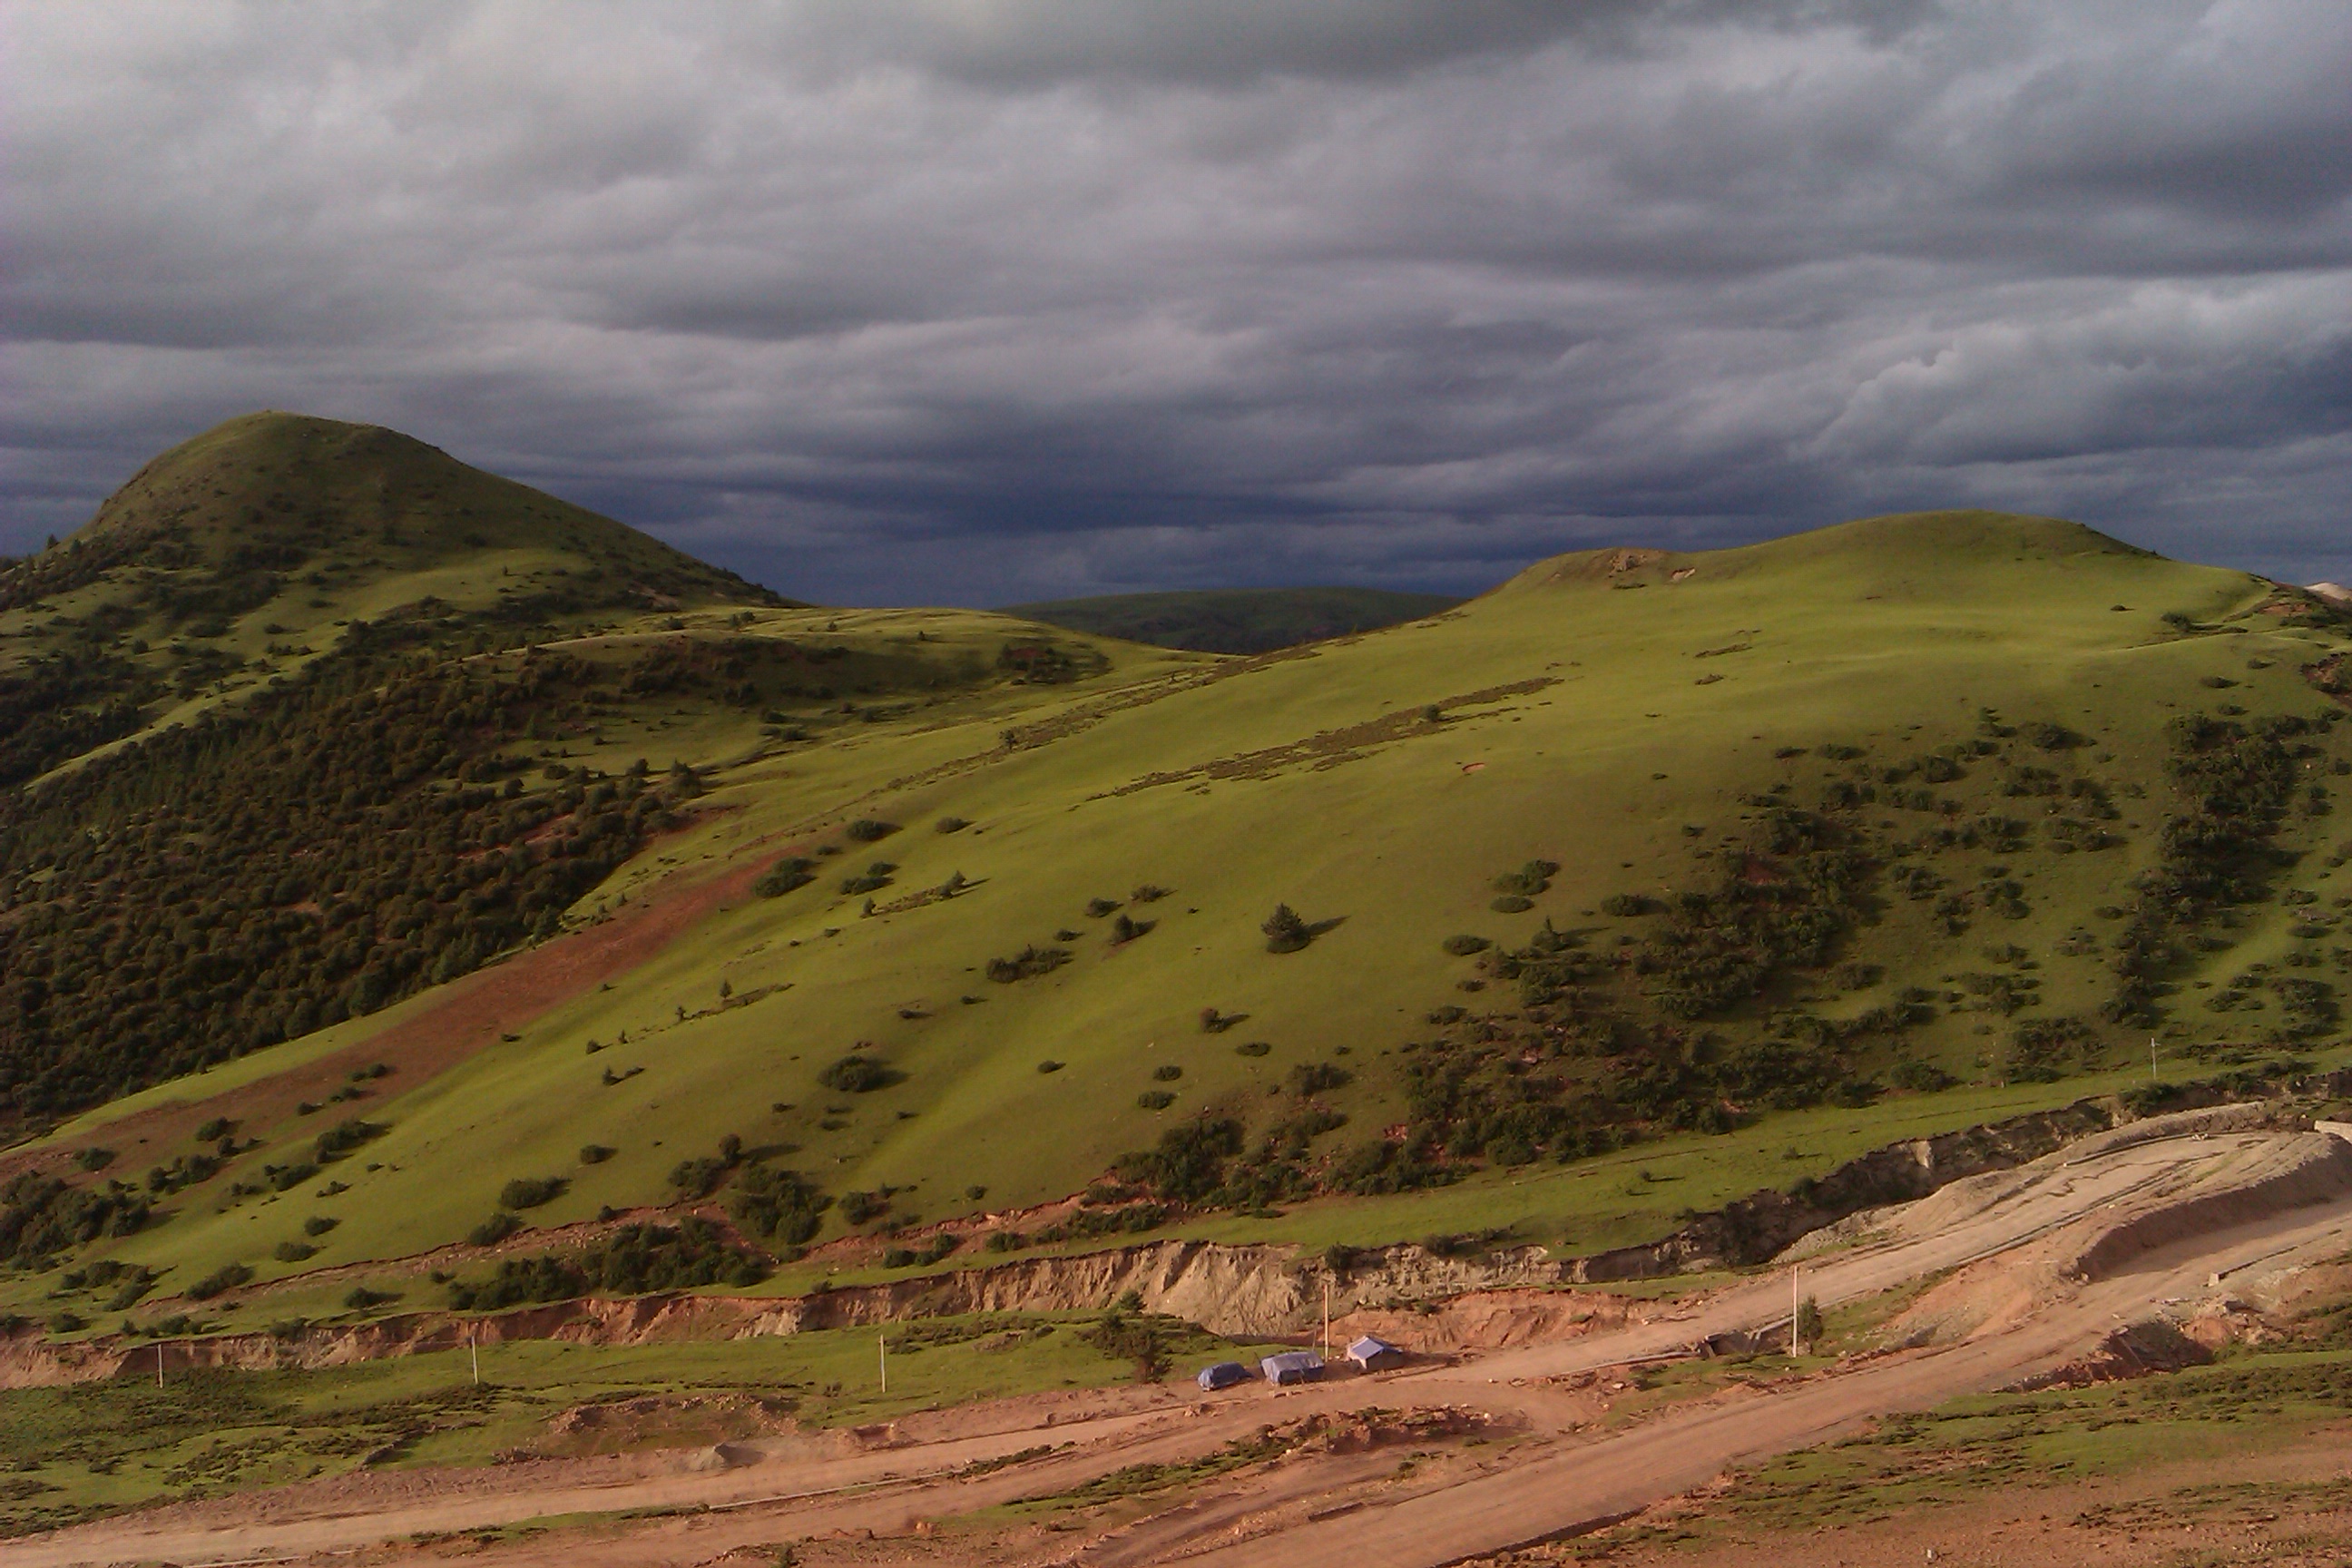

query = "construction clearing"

[14,1102,2352,1566]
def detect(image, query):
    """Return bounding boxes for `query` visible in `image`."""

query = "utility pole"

[1322,1278,1331,1363]
[2151,1035,2160,1084]
[1792,1266,1802,1357]
[156,1342,164,1389]
[879,1328,887,1395]
[469,1325,479,1387]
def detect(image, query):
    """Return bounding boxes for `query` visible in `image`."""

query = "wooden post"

[879,1328,887,1395]
[469,1325,479,1387]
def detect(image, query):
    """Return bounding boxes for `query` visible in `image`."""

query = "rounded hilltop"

[46,410,789,609]
[1498,510,2161,596]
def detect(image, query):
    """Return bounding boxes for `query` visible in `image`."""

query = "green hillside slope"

[7,491,2352,1341]
[0,411,789,787]
[1003,585,1463,652]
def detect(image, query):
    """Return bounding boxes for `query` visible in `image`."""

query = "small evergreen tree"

[1262,903,1310,954]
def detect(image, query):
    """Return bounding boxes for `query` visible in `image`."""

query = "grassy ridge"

[1003,585,1463,652]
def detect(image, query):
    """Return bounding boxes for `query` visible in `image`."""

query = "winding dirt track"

[20,1116,2352,1568]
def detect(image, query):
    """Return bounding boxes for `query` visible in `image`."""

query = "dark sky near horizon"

[4,2,2348,605]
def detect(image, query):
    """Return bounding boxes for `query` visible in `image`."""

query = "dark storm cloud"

[2,1,2347,602]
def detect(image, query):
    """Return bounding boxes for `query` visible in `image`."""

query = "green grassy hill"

[0,411,790,787]
[5,449,2352,1345]
[1003,585,1463,652]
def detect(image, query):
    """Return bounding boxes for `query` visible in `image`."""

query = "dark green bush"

[838,1190,887,1225]
[447,1219,766,1310]
[186,1262,252,1300]
[467,1212,522,1247]
[1441,935,1490,956]
[1493,860,1559,897]
[730,1163,829,1244]
[1888,1057,1957,1093]
[1137,1091,1177,1110]
[818,1053,899,1093]
[579,1144,615,1164]
[1152,1064,1183,1082]
[498,1176,566,1210]
[753,858,815,897]
[273,1240,317,1263]
[1287,1062,1353,1096]
[1261,904,1311,954]
[1598,894,1653,917]
[1235,1041,1272,1057]
[1490,895,1534,914]
[313,1118,385,1162]
[847,818,898,841]
[986,945,1071,982]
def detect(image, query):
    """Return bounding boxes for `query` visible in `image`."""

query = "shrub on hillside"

[499,1176,566,1210]
[467,1212,522,1247]
[846,818,898,842]
[1493,860,1559,897]
[754,858,815,897]
[987,945,1071,982]
[1441,934,1489,956]
[1137,1091,1177,1110]
[579,1144,615,1164]
[730,1164,830,1246]
[186,1262,252,1300]
[1598,894,1654,917]
[446,1219,767,1311]
[313,1119,385,1163]
[1261,904,1311,954]
[1287,1062,1352,1096]
[818,1053,900,1093]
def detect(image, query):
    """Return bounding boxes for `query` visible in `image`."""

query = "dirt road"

[20,1112,2352,1568]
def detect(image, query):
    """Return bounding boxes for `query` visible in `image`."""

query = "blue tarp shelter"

[1196,1360,1250,1390]
[1259,1350,1325,1385]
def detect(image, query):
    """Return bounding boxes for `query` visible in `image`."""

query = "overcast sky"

[4,2,2347,604]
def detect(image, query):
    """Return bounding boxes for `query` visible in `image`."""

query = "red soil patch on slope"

[3,844,787,1185]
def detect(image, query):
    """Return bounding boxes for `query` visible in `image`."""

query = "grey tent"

[1196,1360,1250,1391]
[1259,1350,1325,1386]
[1346,1335,1406,1371]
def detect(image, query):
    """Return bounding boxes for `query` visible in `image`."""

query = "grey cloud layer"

[4,1,2347,602]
